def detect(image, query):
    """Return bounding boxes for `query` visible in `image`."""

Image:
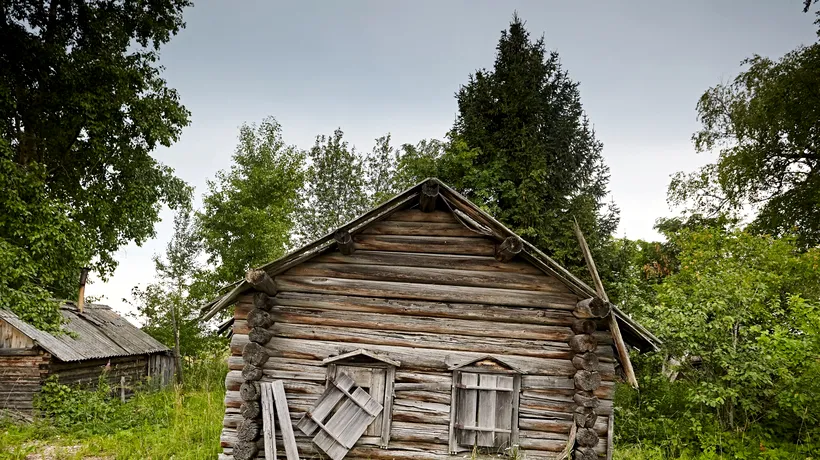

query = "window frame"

[448,358,522,455]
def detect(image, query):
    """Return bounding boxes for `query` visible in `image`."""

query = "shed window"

[449,357,522,455]
[322,349,399,448]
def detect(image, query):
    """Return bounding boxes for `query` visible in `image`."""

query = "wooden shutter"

[452,371,520,452]
[297,371,384,460]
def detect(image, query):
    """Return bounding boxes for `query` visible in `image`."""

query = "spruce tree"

[451,14,619,273]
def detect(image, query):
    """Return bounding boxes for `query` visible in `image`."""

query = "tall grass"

[0,352,227,460]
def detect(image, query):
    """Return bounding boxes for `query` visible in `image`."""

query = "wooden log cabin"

[201,178,659,460]
[0,302,175,415]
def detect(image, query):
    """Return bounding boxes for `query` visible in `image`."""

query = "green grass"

[0,354,227,460]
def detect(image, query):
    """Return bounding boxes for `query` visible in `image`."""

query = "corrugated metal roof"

[0,303,170,362]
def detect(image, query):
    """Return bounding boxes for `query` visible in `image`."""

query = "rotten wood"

[249,327,273,345]
[247,309,274,329]
[495,236,523,262]
[242,364,264,381]
[419,180,439,212]
[574,371,601,392]
[569,335,598,354]
[574,297,611,319]
[246,269,278,296]
[333,229,354,255]
[572,353,599,371]
[236,419,261,442]
[240,381,261,401]
[253,292,275,312]
[242,342,269,367]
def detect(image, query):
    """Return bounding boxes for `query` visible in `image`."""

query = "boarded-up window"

[449,369,521,454]
[322,350,399,448]
[296,371,384,460]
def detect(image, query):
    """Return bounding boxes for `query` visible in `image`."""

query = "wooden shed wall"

[50,355,150,392]
[0,349,50,414]
[220,209,617,459]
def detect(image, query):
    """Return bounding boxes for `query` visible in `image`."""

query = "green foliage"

[131,206,224,358]
[197,117,305,286]
[296,128,369,242]
[3,354,227,459]
[34,375,119,428]
[0,139,90,332]
[0,0,193,276]
[617,227,820,458]
[670,36,820,248]
[445,14,619,276]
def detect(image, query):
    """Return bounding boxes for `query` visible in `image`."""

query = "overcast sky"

[93,0,818,318]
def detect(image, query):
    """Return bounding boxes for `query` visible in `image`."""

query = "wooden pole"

[120,376,126,403]
[572,218,638,389]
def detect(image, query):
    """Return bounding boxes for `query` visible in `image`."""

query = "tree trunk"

[170,300,183,385]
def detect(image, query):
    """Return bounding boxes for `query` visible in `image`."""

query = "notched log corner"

[245,269,277,296]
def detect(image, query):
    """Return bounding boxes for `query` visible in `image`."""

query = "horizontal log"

[360,221,479,238]
[245,269,277,297]
[274,276,578,310]
[353,234,496,256]
[262,322,574,360]
[261,305,573,343]
[246,309,273,329]
[230,334,575,375]
[576,427,599,448]
[312,250,546,275]
[269,291,576,326]
[388,209,456,223]
[283,262,567,293]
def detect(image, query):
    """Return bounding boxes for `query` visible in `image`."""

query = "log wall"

[219,208,617,459]
[0,348,50,414]
[50,355,150,393]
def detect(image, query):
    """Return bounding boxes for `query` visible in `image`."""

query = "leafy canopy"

[0,139,90,332]
[413,15,619,273]
[647,228,820,437]
[197,117,305,286]
[0,0,192,330]
[670,31,820,248]
[131,206,221,358]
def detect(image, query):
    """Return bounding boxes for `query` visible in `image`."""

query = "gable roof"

[0,302,170,362]
[200,178,659,353]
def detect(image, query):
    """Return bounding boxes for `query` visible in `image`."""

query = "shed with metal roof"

[0,302,174,415]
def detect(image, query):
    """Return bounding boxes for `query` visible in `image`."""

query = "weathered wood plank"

[274,276,578,310]
[312,250,546,275]
[270,381,299,460]
[361,221,480,238]
[283,262,569,293]
[387,209,457,223]
[230,335,577,375]
[353,234,495,256]
[455,372,477,446]
[260,383,277,460]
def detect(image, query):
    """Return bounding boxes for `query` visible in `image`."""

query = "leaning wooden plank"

[271,380,300,460]
[260,383,277,460]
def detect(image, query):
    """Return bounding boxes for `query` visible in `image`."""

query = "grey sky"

[94,1,819,317]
